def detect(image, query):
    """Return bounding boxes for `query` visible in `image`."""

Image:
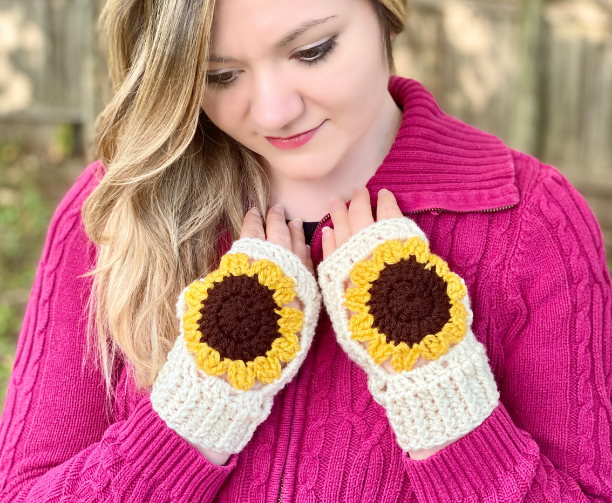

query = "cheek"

[201,90,246,137]
[302,42,389,131]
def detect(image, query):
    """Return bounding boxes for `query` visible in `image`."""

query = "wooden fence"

[0,0,611,266]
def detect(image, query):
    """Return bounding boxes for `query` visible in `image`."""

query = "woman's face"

[201,0,392,182]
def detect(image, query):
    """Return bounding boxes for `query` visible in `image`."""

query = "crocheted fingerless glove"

[317,217,499,452]
[151,238,321,454]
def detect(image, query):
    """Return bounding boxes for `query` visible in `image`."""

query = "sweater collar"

[365,77,519,213]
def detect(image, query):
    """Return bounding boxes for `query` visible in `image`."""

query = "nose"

[250,69,304,133]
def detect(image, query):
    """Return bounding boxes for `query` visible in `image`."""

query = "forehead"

[210,0,353,50]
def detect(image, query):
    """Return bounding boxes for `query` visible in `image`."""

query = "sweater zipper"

[312,203,514,238]
[276,201,514,503]
[406,204,516,214]
[309,203,514,250]
[277,368,301,503]
[277,212,331,503]
[312,213,332,238]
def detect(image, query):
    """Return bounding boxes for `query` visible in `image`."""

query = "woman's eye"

[293,37,338,66]
[206,71,239,88]
[206,37,338,89]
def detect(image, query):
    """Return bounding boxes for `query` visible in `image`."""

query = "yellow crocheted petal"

[372,239,405,268]
[227,360,256,391]
[186,338,210,359]
[218,253,250,277]
[402,236,431,263]
[348,312,375,336]
[183,303,203,333]
[445,273,467,301]
[444,300,468,344]
[349,260,381,288]
[184,280,210,307]
[252,356,282,384]
[391,342,421,373]
[272,277,297,306]
[269,332,300,362]
[402,236,431,262]
[418,332,450,361]
[349,318,379,342]
[425,255,450,278]
[367,332,394,365]
[251,259,285,288]
[183,286,210,322]
[276,307,305,334]
[200,348,230,376]
[183,316,203,345]
[200,269,228,292]
[343,286,371,314]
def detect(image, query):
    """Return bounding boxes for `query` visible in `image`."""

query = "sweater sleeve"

[0,162,236,503]
[402,161,612,501]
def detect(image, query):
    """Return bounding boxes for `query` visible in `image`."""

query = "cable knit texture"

[1,77,611,502]
[151,238,321,453]
[317,218,500,451]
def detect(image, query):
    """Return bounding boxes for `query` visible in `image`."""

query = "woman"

[1,0,611,500]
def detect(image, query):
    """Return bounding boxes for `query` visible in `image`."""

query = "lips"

[265,121,325,150]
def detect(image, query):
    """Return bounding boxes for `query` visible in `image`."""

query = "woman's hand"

[153,204,323,464]
[322,187,430,375]
[209,204,312,392]
[241,205,314,275]
[321,187,456,459]
[321,187,403,258]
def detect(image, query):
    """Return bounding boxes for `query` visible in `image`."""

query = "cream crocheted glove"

[317,217,499,452]
[151,238,321,454]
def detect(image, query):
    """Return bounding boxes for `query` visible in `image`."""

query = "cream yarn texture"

[317,218,500,451]
[151,238,321,454]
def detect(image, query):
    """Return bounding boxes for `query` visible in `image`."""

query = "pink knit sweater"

[1,77,611,502]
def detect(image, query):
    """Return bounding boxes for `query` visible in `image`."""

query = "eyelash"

[206,36,339,89]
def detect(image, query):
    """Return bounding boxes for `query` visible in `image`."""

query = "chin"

[271,161,335,181]
[267,151,344,182]
[265,137,353,178]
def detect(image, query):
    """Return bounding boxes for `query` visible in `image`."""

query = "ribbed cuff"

[117,397,237,502]
[403,402,540,502]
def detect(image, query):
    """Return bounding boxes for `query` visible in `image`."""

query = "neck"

[270,91,403,221]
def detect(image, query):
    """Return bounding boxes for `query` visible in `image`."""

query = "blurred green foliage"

[0,142,51,409]
[0,125,79,411]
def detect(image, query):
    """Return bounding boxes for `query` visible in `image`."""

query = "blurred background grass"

[1,0,612,412]
[0,127,84,411]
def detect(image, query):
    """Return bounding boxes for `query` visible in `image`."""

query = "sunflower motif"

[343,236,468,373]
[182,253,305,391]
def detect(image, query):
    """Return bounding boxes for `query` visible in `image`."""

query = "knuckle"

[378,206,393,219]
[241,223,264,240]
[269,227,291,244]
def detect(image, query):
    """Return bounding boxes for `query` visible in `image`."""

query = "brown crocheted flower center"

[366,255,452,346]
[198,274,280,362]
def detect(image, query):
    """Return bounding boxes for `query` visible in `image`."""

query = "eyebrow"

[208,16,337,63]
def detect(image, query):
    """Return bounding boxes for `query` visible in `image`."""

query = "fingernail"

[379,188,389,195]
[322,227,332,238]
[250,207,261,217]
[328,199,342,212]
[292,218,303,229]
[352,186,364,196]
[272,204,285,215]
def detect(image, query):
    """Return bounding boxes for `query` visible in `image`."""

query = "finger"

[240,207,266,240]
[321,226,337,260]
[328,198,351,248]
[288,219,310,270]
[265,205,292,250]
[305,244,314,273]
[348,186,375,235]
[376,189,403,221]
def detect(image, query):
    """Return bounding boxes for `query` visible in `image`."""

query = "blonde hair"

[83,0,408,390]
